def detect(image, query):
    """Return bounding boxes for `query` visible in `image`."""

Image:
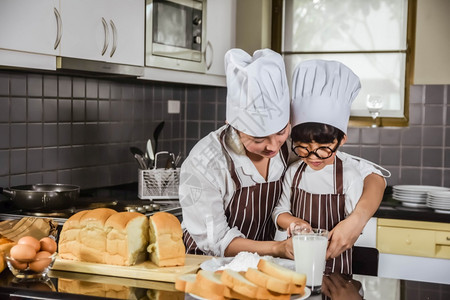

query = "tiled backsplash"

[0,70,226,189]
[342,85,450,187]
[0,69,448,189]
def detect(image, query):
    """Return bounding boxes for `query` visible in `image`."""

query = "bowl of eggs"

[5,236,57,280]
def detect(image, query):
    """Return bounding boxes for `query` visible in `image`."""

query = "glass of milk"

[292,227,329,294]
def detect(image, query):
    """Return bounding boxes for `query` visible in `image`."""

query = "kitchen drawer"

[435,231,450,245]
[377,225,450,259]
[435,231,450,259]
[377,226,435,257]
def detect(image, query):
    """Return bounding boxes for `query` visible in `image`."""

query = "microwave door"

[151,0,202,62]
[153,1,190,49]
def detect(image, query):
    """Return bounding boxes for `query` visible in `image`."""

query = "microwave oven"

[145,0,207,73]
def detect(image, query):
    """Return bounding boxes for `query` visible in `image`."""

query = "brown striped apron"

[290,157,352,274]
[183,127,289,255]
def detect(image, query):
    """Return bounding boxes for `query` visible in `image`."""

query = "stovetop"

[0,183,181,224]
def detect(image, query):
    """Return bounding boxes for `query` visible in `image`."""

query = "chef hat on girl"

[290,59,361,134]
[225,48,290,137]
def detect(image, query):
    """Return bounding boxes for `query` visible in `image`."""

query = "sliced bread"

[258,259,306,287]
[221,269,260,298]
[189,270,226,300]
[244,267,292,294]
[174,274,197,292]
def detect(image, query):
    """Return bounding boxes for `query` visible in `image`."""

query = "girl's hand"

[287,221,312,237]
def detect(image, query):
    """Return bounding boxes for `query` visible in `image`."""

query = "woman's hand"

[271,238,295,260]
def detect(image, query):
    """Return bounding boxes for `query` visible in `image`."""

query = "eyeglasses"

[291,143,339,159]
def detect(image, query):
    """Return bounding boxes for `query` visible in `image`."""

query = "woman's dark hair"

[291,122,345,144]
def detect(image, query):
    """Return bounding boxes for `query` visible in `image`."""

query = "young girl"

[273,59,388,274]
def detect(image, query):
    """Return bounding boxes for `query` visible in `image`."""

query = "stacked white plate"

[392,185,450,208]
[426,190,450,214]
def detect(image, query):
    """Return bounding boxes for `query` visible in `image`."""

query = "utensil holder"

[138,168,180,200]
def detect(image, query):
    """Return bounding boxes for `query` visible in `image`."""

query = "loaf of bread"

[59,208,149,266]
[147,212,185,267]
[0,237,16,273]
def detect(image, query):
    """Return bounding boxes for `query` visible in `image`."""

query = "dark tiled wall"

[0,69,449,189]
[0,70,226,189]
[342,85,450,187]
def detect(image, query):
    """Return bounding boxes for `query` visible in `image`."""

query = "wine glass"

[366,95,383,128]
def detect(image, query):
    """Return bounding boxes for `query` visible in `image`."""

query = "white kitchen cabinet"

[354,217,377,248]
[59,0,144,66]
[204,0,236,76]
[0,0,60,56]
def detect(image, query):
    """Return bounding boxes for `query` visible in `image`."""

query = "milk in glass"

[293,229,328,293]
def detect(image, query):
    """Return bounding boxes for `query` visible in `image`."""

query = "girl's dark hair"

[291,122,345,144]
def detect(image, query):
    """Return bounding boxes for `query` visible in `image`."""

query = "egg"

[39,237,57,254]
[29,251,52,273]
[10,244,37,262]
[18,236,41,252]
[8,257,28,270]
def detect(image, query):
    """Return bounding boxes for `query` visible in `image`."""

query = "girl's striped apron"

[290,157,352,274]
[183,128,289,255]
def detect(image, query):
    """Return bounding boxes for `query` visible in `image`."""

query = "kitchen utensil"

[164,152,176,170]
[134,153,148,170]
[153,121,165,155]
[174,152,182,167]
[129,146,145,157]
[146,139,155,168]
[130,147,149,169]
[0,184,80,210]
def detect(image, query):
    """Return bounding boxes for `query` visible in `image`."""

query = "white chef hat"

[225,48,290,137]
[290,59,361,134]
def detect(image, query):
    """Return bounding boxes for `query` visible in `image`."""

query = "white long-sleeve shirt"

[179,125,382,256]
[272,152,368,229]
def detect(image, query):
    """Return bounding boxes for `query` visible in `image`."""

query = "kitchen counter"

[0,266,449,300]
[375,188,450,223]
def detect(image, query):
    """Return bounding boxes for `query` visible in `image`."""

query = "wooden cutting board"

[53,254,212,283]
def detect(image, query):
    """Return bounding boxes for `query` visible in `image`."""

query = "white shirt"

[180,125,382,257]
[272,152,367,229]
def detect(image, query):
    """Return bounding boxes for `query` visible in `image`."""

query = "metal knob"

[136,207,146,213]
[193,17,202,26]
[143,205,154,212]
[193,36,202,44]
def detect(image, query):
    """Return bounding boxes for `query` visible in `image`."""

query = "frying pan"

[0,183,80,210]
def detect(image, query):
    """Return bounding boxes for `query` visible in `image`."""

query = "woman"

[179,49,385,260]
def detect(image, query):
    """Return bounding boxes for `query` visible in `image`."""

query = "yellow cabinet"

[377,219,450,259]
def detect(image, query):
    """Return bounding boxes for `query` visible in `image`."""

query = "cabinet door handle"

[101,17,109,56]
[205,40,213,70]
[447,237,450,241]
[54,7,62,49]
[109,20,117,57]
